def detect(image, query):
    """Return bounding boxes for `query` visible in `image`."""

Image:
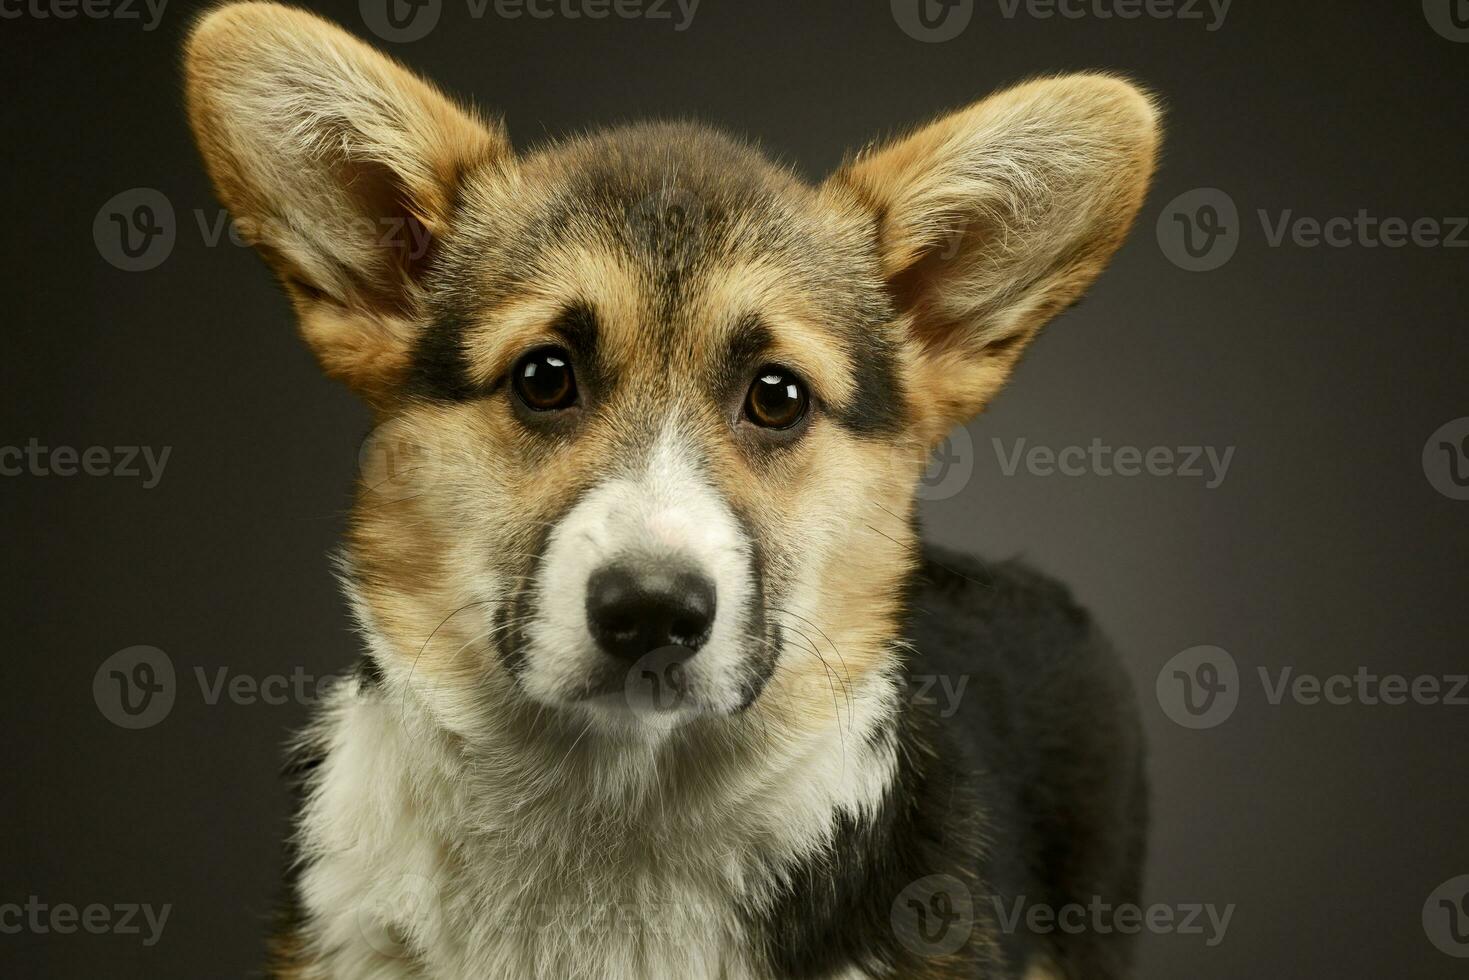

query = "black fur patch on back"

[745,702,999,978]
[745,544,1148,979]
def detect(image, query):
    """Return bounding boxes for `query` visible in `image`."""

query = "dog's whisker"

[763,627,851,753]
[866,501,997,591]
[767,607,855,721]
[399,598,499,714]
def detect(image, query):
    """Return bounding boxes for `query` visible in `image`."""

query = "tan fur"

[265,926,309,979]
[184,1,508,403]
[687,258,863,409]
[826,74,1160,438]
[184,5,1158,976]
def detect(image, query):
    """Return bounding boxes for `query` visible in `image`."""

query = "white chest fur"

[290,676,897,979]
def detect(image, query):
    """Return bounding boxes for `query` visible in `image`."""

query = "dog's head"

[185,3,1157,741]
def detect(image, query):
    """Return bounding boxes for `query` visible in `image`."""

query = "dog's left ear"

[184,2,510,405]
[825,75,1160,437]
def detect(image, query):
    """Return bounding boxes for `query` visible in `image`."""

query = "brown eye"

[512,347,577,411]
[744,366,808,429]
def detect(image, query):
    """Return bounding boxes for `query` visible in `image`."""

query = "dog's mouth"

[488,431,781,728]
[578,647,698,709]
[495,586,781,726]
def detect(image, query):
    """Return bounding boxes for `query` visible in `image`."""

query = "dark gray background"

[3,0,1466,976]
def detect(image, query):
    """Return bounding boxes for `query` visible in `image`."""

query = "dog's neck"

[331,540,917,821]
[289,587,907,976]
[314,641,904,847]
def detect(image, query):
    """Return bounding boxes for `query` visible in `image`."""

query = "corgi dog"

[184,4,1159,977]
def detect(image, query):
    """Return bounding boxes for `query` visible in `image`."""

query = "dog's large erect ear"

[184,2,508,402]
[825,75,1159,434]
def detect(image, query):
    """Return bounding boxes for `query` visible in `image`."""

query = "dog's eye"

[744,366,808,429]
[512,347,578,411]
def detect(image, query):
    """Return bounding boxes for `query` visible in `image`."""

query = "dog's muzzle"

[585,560,717,663]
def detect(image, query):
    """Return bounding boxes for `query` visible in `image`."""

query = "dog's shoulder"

[905,541,1138,747]
[901,543,1147,971]
[907,543,1099,675]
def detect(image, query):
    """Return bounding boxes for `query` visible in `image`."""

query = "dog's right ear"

[184,2,509,404]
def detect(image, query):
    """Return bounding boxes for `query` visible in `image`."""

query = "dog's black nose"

[585,562,716,662]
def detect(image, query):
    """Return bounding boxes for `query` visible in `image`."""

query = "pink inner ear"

[398,211,438,285]
[887,245,951,351]
[332,156,443,315]
[884,213,998,357]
